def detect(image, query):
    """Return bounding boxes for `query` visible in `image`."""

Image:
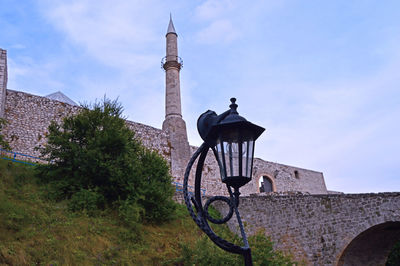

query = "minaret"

[162,15,190,180]
[0,48,7,118]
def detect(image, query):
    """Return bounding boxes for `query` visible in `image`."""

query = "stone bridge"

[215,192,400,265]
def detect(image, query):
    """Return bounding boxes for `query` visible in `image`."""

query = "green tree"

[36,98,175,223]
[0,118,10,150]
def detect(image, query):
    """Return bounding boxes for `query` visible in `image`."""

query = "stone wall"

[245,158,327,195]
[2,88,328,196]
[0,49,7,118]
[213,192,400,265]
[185,146,228,195]
[125,120,171,164]
[2,90,171,162]
[190,145,328,196]
[3,90,81,156]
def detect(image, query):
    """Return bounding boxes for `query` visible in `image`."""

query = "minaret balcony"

[161,56,183,70]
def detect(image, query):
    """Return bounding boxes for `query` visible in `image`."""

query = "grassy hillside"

[0,160,296,265]
[0,160,185,264]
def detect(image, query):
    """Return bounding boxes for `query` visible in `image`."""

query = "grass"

[0,160,193,265]
[0,159,297,265]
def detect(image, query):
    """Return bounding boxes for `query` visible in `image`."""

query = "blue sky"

[1,0,399,193]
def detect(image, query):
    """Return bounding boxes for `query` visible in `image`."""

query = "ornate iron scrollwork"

[183,143,253,265]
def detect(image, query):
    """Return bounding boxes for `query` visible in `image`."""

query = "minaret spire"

[162,15,190,181]
[167,13,176,35]
[163,14,183,119]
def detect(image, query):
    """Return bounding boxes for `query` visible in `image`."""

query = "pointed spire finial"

[167,13,177,35]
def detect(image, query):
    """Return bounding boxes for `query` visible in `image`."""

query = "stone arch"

[257,174,276,193]
[337,221,400,266]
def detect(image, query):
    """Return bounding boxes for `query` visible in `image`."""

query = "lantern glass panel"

[216,140,226,180]
[226,141,239,177]
[242,140,254,178]
[216,139,255,178]
[216,140,241,179]
[241,141,247,177]
[213,124,260,188]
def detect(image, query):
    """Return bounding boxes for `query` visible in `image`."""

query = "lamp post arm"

[183,143,253,265]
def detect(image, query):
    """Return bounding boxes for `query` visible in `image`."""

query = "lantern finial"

[229,98,238,114]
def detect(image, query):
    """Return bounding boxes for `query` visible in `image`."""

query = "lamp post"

[183,98,265,265]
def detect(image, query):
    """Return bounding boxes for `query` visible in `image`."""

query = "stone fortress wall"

[0,49,7,118]
[1,89,171,164]
[214,192,400,265]
[188,146,326,196]
[1,87,327,196]
[0,46,327,196]
[3,84,400,265]
[3,90,81,156]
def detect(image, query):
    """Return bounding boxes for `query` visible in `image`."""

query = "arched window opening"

[259,176,273,193]
[294,170,299,179]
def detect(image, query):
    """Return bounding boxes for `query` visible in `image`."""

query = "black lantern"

[184,98,265,266]
[197,98,264,189]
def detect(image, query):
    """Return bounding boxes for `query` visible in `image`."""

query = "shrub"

[135,149,176,222]
[180,235,240,265]
[36,98,175,223]
[67,188,105,215]
[118,197,144,233]
[173,226,297,265]
[249,230,295,265]
[41,179,76,202]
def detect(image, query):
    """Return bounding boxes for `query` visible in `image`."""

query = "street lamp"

[183,98,265,265]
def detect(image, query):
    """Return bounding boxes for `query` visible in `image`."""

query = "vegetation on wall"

[35,98,176,224]
[0,117,10,149]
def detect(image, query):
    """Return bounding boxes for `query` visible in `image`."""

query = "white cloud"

[195,19,239,44]
[38,0,164,71]
[195,0,234,21]
[32,0,172,129]
[193,0,240,45]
